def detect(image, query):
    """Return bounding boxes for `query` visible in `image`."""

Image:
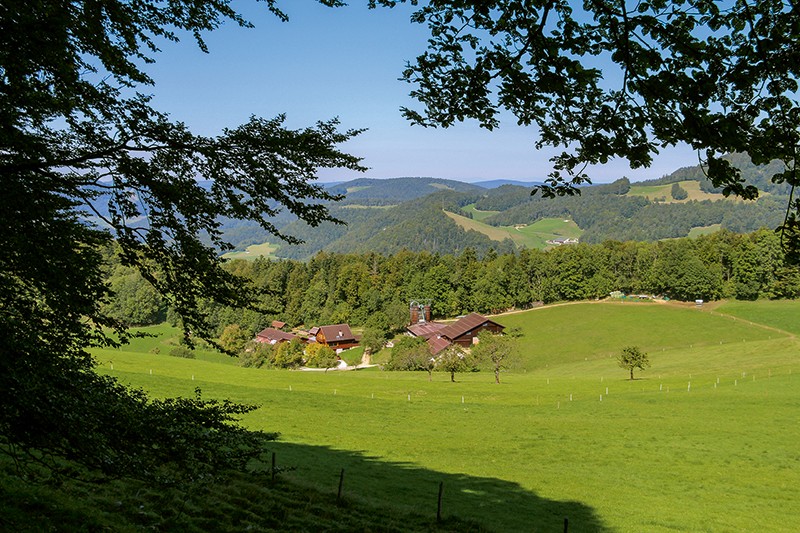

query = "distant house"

[407,312,505,354]
[311,324,359,352]
[271,320,287,330]
[255,327,297,345]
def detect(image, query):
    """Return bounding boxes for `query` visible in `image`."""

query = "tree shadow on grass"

[267,441,608,532]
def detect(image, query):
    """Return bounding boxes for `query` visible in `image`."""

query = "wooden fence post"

[564,517,569,532]
[271,452,276,482]
[337,469,345,501]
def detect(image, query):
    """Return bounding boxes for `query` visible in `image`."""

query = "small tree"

[671,182,689,200]
[617,346,651,380]
[274,338,305,369]
[386,336,434,379]
[472,332,516,384]
[219,324,252,355]
[437,344,470,382]
[239,341,275,369]
[304,343,338,369]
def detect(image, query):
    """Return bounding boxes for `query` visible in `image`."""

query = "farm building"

[310,324,359,352]
[407,312,505,354]
[255,327,297,345]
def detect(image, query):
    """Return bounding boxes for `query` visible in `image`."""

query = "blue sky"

[144,2,697,183]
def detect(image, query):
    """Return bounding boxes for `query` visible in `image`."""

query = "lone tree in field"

[617,346,651,380]
[472,332,516,384]
[437,344,471,383]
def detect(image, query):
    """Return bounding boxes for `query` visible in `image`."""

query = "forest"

[104,228,800,341]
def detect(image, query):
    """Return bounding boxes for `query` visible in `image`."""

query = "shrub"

[304,343,338,368]
[169,346,195,359]
[273,338,305,368]
[239,341,275,368]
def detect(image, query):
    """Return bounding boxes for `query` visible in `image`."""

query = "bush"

[304,343,338,368]
[239,341,275,368]
[273,338,305,368]
[169,346,195,359]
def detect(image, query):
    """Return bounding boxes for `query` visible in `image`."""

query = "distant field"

[95,300,800,532]
[462,203,500,222]
[688,223,722,237]
[628,180,723,202]
[222,241,279,261]
[446,211,582,249]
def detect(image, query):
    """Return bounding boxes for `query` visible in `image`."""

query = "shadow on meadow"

[267,441,607,532]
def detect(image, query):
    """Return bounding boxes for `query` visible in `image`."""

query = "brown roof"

[427,335,452,355]
[319,324,356,343]
[271,320,287,329]
[407,321,448,339]
[308,327,320,335]
[439,313,503,341]
[256,327,296,344]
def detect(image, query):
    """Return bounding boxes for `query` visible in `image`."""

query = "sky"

[143,1,698,184]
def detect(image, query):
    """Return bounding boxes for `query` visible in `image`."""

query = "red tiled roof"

[319,324,356,343]
[407,321,448,339]
[255,327,296,344]
[271,320,287,329]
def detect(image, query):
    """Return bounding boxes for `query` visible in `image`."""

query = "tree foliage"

[0,0,358,480]
[617,346,651,380]
[377,0,800,261]
[472,332,517,384]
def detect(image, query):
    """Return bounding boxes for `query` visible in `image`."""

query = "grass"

[462,204,500,222]
[84,299,800,532]
[627,180,726,202]
[445,211,583,249]
[688,223,722,238]
[222,242,280,261]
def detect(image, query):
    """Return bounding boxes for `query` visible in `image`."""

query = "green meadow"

[94,301,800,532]
[447,210,583,249]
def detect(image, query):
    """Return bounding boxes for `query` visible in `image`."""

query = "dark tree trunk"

[450,371,455,382]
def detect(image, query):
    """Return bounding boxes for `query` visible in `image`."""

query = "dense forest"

[104,228,800,340]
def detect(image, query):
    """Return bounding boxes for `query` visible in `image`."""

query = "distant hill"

[470,179,544,189]
[324,177,484,206]
[80,161,788,260]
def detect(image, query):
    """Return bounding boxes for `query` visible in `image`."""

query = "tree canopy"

[0,0,360,479]
[377,0,800,261]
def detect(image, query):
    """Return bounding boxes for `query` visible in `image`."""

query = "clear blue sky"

[144,2,697,183]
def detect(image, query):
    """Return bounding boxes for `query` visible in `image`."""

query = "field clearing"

[222,241,280,261]
[445,210,582,249]
[628,180,724,202]
[688,223,722,237]
[94,301,800,532]
[462,203,500,222]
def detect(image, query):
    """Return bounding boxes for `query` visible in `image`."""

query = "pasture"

[446,210,583,250]
[94,301,800,532]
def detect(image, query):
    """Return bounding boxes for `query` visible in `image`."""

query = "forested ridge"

[205,158,791,260]
[106,228,800,339]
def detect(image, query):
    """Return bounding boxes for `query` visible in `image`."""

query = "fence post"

[437,481,444,522]
[271,452,276,482]
[338,469,345,501]
[564,517,569,532]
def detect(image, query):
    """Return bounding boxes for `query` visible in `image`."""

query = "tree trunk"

[630,368,634,380]
[450,371,455,382]
[495,368,500,384]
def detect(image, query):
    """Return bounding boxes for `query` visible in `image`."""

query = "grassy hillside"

[627,180,724,202]
[83,300,800,532]
[445,210,582,249]
[222,241,280,261]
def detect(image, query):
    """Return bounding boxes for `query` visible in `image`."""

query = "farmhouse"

[407,310,505,354]
[310,323,359,352]
[255,327,296,345]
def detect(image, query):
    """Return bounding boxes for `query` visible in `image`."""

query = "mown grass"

[222,241,280,261]
[445,211,582,250]
[627,180,724,202]
[87,300,800,532]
